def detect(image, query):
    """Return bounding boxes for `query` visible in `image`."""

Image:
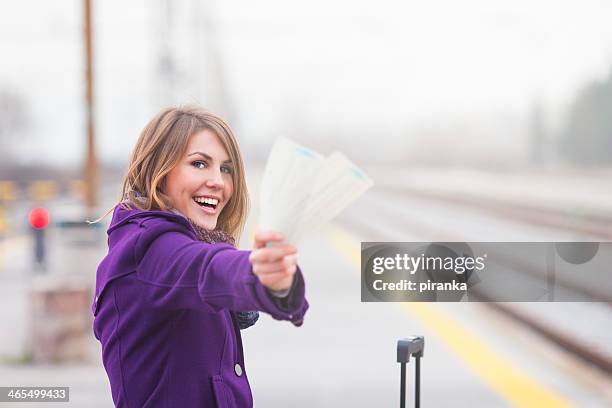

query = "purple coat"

[92,206,308,407]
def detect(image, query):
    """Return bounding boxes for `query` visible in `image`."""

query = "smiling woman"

[164,129,235,231]
[93,106,308,408]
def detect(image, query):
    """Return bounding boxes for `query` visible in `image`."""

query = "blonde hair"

[120,106,249,241]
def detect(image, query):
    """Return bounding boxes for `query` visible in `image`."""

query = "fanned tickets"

[259,137,373,244]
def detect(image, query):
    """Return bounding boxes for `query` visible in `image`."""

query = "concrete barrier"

[27,276,92,362]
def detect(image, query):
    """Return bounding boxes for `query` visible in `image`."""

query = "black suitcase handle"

[397,336,424,408]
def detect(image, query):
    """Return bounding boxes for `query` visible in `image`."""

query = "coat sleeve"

[134,223,308,326]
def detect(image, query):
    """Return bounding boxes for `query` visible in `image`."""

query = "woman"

[92,106,308,407]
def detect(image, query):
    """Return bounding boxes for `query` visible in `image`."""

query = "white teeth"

[194,196,219,206]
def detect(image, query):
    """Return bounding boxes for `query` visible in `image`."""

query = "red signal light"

[29,207,50,229]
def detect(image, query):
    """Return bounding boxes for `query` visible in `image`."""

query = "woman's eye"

[221,166,233,174]
[191,160,207,169]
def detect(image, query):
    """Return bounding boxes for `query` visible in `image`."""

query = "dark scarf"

[186,217,259,330]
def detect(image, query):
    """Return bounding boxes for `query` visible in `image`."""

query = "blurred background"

[1,0,611,407]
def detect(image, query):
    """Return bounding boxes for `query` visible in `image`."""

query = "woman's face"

[164,129,234,230]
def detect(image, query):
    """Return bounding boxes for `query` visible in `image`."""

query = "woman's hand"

[248,231,298,292]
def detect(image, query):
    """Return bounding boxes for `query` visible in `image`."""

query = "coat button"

[234,363,243,377]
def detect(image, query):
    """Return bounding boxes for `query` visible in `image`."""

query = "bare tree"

[560,71,612,166]
[0,88,29,163]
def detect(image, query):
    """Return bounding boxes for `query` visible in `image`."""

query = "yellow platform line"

[324,225,574,408]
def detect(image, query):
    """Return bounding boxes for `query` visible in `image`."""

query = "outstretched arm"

[135,225,308,325]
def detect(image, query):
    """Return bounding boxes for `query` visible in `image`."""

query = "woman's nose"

[205,169,224,189]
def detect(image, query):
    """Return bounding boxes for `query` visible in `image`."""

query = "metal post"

[33,228,45,269]
[415,356,421,408]
[400,362,406,408]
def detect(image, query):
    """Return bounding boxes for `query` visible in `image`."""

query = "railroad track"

[378,184,612,241]
[341,190,612,378]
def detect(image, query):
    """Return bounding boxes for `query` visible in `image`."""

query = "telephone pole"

[83,0,97,211]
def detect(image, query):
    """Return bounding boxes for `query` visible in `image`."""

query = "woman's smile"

[192,195,221,214]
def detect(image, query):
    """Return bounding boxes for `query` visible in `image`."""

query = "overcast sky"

[2,0,612,165]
